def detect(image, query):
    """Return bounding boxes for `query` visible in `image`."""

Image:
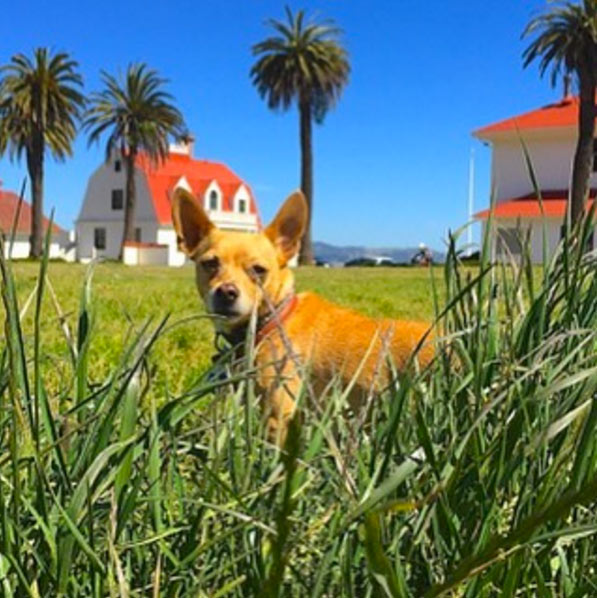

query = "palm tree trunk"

[298,98,314,265]
[26,139,44,259]
[570,69,596,227]
[120,149,138,260]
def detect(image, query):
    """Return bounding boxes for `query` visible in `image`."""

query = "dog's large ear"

[264,191,308,265]
[171,188,214,256]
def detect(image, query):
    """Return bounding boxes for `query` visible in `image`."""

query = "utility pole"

[468,148,475,254]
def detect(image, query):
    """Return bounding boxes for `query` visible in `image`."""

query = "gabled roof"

[0,189,65,235]
[474,96,581,139]
[474,189,597,219]
[136,152,258,225]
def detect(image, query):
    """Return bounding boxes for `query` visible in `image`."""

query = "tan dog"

[172,188,434,442]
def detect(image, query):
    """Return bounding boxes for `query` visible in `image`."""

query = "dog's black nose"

[215,283,239,304]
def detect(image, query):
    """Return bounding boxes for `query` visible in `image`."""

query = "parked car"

[315,258,330,267]
[344,256,396,267]
[345,257,376,267]
[375,257,396,266]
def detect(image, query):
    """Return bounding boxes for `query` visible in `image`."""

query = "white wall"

[5,240,31,259]
[4,239,65,260]
[76,157,159,260]
[122,244,169,266]
[156,228,187,267]
[122,245,139,266]
[76,220,160,260]
[491,129,597,202]
[138,246,169,265]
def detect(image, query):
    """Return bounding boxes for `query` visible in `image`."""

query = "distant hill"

[313,241,445,265]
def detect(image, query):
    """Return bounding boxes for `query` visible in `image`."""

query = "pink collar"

[255,293,298,343]
[218,293,299,349]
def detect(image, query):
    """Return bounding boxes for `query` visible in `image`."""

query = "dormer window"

[238,199,247,213]
[114,160,122,172]
[209,190,218,210]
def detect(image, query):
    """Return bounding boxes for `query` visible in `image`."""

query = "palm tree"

[251,8,350,264]
[84,63,185,258]
[523,0,597,226]
[0,48,85,257]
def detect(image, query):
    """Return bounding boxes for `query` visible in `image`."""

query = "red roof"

[474,96,581,138]
[474,189,597,219]
[0,189,65,235]
[136,152,258,225]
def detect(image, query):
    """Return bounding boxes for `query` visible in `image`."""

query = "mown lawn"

[11,261,441,396]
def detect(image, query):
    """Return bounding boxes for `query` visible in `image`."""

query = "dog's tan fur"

[172,188,434,442]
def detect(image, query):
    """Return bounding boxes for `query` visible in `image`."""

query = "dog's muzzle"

[211,283,240,316]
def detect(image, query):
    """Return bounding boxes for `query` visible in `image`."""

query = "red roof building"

[76,139,260,265]
[0,185,70,260]
[474,189,597,220]
[0,187,65,236]
[474,96,580,139]
[473,96,597,261]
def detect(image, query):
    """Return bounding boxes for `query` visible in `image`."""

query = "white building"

[473,95,597,262]
[0,185,71,259]
[76,140,260,266]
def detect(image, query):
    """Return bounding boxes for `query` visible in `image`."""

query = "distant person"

[411,243,433,266]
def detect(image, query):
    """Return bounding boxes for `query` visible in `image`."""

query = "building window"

[135,227,142,242]
[94,228,106,250]
[114,160,122,172]
[111,189,124,210]
[238,198,247,213]
[209,190,218,211]
[496,227,522,256]
[578,227,596,250]
[562,224,594,250]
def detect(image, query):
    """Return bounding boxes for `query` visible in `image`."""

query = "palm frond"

[523,0,597,89]
[0,47,85,163]
[250,7,350,120]
[83,63,185,166]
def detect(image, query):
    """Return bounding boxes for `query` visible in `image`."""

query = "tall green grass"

[3,209,597,596]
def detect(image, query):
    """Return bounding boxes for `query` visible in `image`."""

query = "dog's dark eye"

[249,264,268,280]
[200,257,219,275]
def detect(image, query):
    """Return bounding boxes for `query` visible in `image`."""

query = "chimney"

[169,133,195,157]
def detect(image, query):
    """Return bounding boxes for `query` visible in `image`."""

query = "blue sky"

[0,0,559,250]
